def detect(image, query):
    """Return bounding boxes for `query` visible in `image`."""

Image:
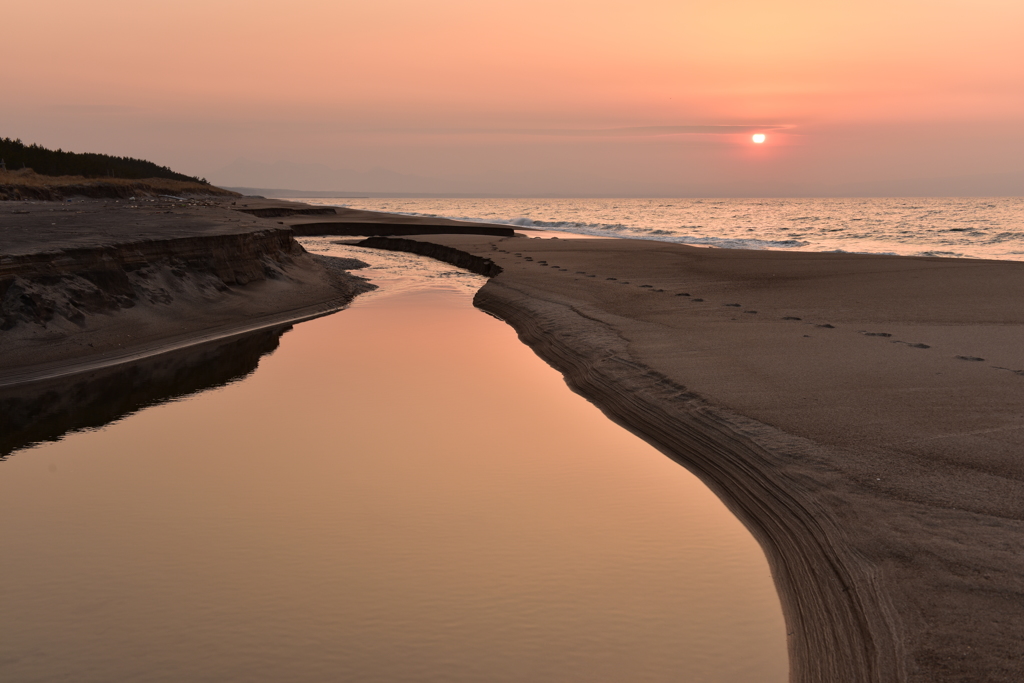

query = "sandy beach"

[4,196,1023,681]
[361,233,1024,683]
[9,0,1022,678]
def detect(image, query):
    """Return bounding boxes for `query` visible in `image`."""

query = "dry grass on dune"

[0,168,238,198]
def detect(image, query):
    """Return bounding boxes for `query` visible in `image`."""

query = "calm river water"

[0,241,787,682]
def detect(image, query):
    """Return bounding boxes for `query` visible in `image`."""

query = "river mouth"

[0,240,786,682]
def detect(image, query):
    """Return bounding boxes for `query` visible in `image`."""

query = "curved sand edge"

[358,235,902,679]
[474,278,903,683]
[360,233,1024,683]
[0,291,356,389]
[0,325,292,458]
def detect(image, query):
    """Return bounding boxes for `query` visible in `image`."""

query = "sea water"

[299,197,1024,261]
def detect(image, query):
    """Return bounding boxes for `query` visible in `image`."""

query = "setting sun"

[752,133,766,144]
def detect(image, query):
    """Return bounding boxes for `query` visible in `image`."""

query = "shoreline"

[356,234,1024,683]
[305,196,1024,262]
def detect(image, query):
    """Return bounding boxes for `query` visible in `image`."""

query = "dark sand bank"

[358,234,1024,683]
[261,201,516,237]
[0,324,290,458]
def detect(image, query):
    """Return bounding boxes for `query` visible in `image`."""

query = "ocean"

[297,197,1024,261]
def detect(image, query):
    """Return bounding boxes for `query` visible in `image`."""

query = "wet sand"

[362,233,1024,683]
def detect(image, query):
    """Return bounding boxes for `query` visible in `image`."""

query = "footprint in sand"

[783,316,802,321]
[956,355,984,361]
[724,303,741,307]
[639,284,653,288]
[606,277,617,280]
[691,298,704,302]
[816,324,836,329]
[744,310,757,314]
[676,292,690,297]
[862,332,893,337]
[892,341,930,349]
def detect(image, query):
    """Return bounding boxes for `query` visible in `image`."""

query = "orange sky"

[4,0,1023,195]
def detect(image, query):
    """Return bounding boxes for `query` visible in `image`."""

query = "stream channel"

[0,239,787,682]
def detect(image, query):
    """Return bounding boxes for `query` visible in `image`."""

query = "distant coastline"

[221,186,552,199]
[216,164,1024,200]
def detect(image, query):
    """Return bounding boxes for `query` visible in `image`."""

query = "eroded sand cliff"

[0,198,375,384]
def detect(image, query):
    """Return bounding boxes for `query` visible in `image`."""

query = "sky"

[3,0,1023,196]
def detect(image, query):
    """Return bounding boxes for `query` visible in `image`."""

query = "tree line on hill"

[0,137,207,184]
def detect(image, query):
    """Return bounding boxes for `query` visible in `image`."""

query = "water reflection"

[0,242,787,682]
[0,326,289,458]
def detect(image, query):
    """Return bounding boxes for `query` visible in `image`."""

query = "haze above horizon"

[4,0,1023,196]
